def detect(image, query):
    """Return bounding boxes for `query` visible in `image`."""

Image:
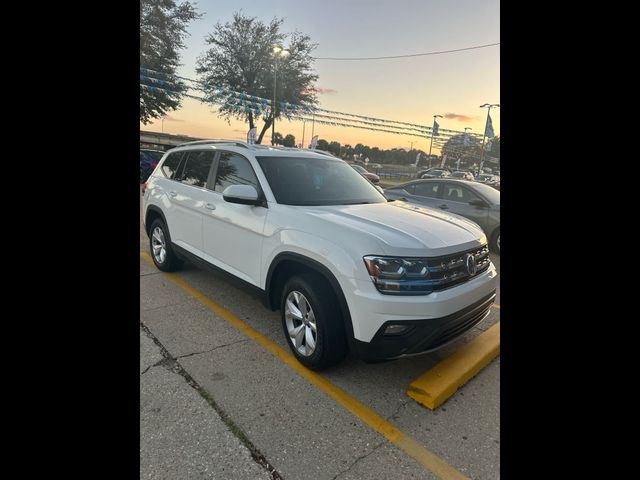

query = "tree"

[272,132,284,145]
[140,0,200,124]
[283,134,296,147]
[442,134,482,168]
[328,141,341,156]
[316,139,329,151]
[487,136,500,158]
[196,13,319,144]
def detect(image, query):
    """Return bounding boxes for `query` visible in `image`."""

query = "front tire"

[281,273,347,370]
[490,228,500,254]
[149,218,183,272]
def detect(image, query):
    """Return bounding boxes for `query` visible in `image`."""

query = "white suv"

[142,140,497,370]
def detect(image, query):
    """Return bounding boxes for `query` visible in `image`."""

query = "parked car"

[416,167,451,178]
[384,178,500,253]
[476,174,500,187]
[450,170,475,181]
[350,164,380,184]
[142,140,497,369]
[419,168,450,179]
[140,149,165,183]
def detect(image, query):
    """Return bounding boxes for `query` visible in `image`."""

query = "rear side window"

[179,151,215,188]
[161,152,182,179]
[214,152,259,193]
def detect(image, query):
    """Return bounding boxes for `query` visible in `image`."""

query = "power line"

[313,42,499,61]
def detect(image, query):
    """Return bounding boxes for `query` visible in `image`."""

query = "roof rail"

[176,139,251,149]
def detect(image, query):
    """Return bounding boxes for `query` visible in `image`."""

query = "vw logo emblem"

[465,253,477,275]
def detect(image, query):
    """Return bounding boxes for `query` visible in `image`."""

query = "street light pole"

[271,46,290,146]
[479,103,499,171]
[271,59,277,145]
[301,120,306,149]
[428,114,443,169]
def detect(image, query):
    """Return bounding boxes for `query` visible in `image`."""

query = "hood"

[302,200,487,257]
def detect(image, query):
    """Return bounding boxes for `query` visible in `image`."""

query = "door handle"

[169,191,177,197]
[205,203,216,210]
[438,204,449,209]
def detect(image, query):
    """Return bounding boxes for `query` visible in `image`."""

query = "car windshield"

[451,172,465,177]
[142,150,165,161]
[472,182,501,205]
[351,165,367,173]
[257,156,387,206]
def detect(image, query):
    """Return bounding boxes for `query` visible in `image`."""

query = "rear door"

[169,150,216,254]
[201,150,268,286]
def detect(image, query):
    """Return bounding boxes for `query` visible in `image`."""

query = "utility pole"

[428,114,443,169]
[479,103,499,171]
[271,46,290,145]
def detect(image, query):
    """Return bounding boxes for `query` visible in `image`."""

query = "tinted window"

[257,156,386,206]
[161,152,182,179]
[413,182,441,198]
[179,151,215,188]
[443,183,480,203]
[214,153,259,193]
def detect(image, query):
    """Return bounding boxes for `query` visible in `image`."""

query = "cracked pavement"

[140,193,499,479]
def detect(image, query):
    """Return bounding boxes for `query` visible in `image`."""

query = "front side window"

[413,182,441,198]
[257,156,386,206]
[214,153,259,193]
[443,183,480,203]
[179,151,215,188]
[161,152,182,179]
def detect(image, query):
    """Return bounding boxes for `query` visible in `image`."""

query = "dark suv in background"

[140,149,165,183]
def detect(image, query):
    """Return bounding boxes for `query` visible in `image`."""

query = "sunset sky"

[141,0,500,153]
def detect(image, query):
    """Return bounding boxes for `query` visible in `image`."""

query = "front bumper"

[354,290,496,361]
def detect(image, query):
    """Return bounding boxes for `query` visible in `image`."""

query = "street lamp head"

[434,114,443,118]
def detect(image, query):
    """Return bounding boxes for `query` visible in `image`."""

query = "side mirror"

[469,198,489,208]
[222,184,261,206]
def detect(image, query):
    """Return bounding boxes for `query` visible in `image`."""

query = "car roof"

[166,140,342,161]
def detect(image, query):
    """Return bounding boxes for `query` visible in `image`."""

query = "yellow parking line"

[140,251,467,480]
[407,323,500,410]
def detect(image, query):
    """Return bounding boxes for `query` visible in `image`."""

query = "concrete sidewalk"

[140,326,274,479]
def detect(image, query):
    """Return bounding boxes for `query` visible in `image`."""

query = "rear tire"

[280,273,347,370]
[149,218,183,272]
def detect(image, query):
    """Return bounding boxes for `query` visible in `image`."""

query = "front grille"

[425,244,491,291]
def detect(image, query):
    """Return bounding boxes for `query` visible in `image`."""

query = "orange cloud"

[443,113,479,122]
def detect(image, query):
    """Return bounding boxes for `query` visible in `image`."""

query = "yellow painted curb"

[407,322,500,410]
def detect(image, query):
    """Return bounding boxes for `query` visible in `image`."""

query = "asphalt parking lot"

[140,195,500,480]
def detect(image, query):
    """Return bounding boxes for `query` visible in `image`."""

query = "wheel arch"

[265,252,356,350]
[144,205,168,237]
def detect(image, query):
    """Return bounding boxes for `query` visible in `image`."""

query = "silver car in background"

[384,178,501,253]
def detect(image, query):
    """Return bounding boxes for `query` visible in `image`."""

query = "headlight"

[363,256,433,295]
